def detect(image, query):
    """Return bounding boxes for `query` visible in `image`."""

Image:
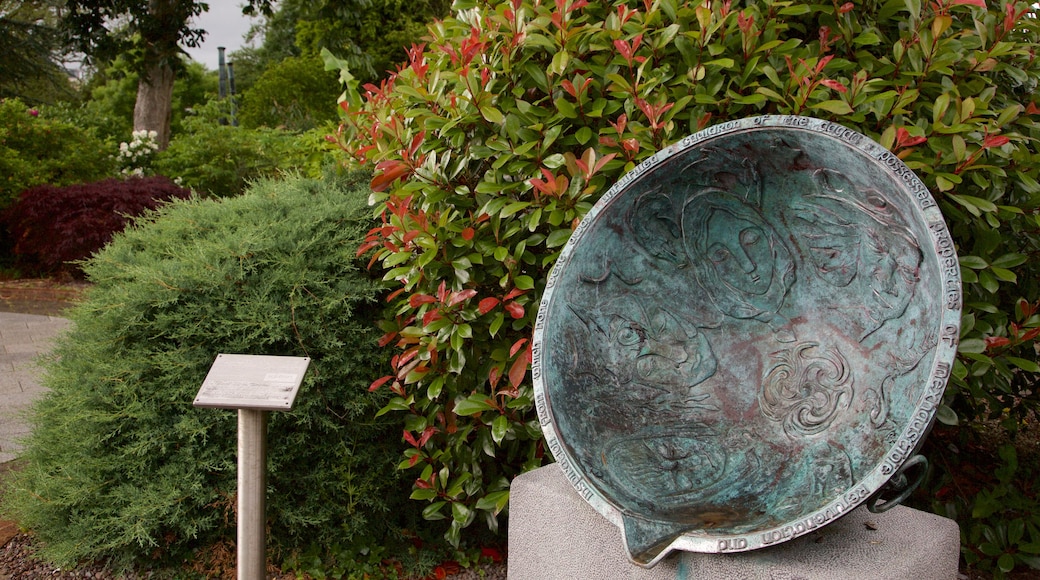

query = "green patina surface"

[533,116,960,566]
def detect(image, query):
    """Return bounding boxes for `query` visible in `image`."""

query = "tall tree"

[62,0,273,148]
[0,0,72,103]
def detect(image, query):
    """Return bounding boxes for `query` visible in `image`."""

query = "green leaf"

[1007,357,1040,373]
[950,194,997,214]
[410,488,438,501]
[475,490,510,514]
[575,126,593,144]
[452,501,473,524]
[491,414,509,444]
[810,100,853,115]
[979,269,999,293]
[991,267,1016,283]
[480,105,505,124]
[454,394,496,416]
[550,50,570,76]
[778,3,812,15]
[853,32,881,46]
[546,228,573,248]
[936,404,958,426]
[958,338,986,354]
[501,201,531,217]
[514,275,535,290]
[376,396,413,417]
[998,553,1015,573]
[991,253,1027,268]
[423,501,448,521]
[959,256,988,269]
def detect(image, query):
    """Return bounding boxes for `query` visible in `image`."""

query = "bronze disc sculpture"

[532,116,961,567]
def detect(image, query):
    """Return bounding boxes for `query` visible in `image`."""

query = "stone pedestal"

[508,465,960,580]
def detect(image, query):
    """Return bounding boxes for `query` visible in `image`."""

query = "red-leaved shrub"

[2,176,192,277]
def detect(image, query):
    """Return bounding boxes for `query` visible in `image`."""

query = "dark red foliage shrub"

[2,176,192,277]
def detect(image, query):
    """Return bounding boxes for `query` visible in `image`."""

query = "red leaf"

[355,240,381,257]
[504,301,525,319]
[399,347,420,367]
[377,331,398,347]
[370,160,411,192]
[479,297,500,314]
[504,288,526,301]
[510,337,529,358]
[896,127,927,148]
[481,547,504,563]
[423,309,442,326]
[386,287,406,302]
[984,336,1011,350]
[461,227,475,241]
[1021,327,1040,342]
[488,366,502,389]
[838,2,854,13]
[369,375,394,392]
[1026,102,1040,115]
[418,425,437,447]
[409,294,438,308]
[820,79,848,93]
[508,344,532,389]
[449,289,477,307]
[982,134,1009,148]
[403,429,419,448]
[408,130,426,159]
[815,54,835,74]
[1018,298,1036,318]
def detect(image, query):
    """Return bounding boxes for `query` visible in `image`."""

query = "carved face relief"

[862,231,919,325]
[581,302,718,392]
[705,209,773,295]
[681,190,795,323]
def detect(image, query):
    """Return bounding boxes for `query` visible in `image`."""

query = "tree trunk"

[133,62,175,150]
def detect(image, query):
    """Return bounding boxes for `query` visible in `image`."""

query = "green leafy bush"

[329,0,1040,561]
[1,176,192,277]
[0,98,117,211]
[238,55,341,131]
[153,102,330,197]
[3,172,417,568]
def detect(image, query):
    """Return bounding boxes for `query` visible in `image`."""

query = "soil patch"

[0,278,89,316]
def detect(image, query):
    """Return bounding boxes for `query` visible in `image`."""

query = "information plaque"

[193,354,310,411]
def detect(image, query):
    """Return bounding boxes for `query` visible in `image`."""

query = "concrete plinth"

[508,465,960,580]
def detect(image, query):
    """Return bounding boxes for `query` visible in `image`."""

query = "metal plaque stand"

[194,354,310,580]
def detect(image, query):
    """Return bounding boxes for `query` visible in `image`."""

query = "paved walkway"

[0,312,70,463]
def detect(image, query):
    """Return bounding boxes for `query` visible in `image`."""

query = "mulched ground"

[0,278,90,317]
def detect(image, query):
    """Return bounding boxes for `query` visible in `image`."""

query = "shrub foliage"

[0,98,117,211]
[3,173,413,567]
[152,102,327,198]
[329,0,1040,564]
[1,176,192,277]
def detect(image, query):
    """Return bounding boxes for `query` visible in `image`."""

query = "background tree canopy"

[0,0,74,103]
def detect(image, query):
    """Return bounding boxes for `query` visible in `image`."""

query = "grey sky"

[183,1,263,71]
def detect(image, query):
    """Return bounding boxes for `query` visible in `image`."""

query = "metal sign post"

[194,354,310,580]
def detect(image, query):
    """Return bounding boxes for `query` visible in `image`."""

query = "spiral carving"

[761,342,853,437]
